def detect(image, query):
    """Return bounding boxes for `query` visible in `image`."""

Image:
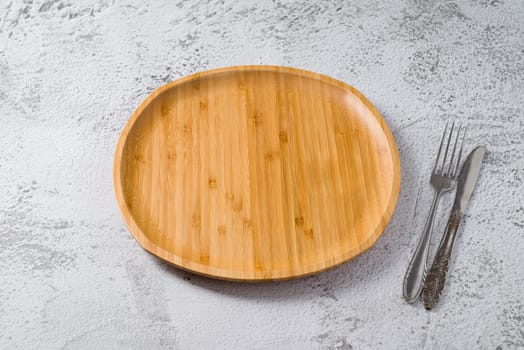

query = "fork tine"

[453,126,467,177]
[446,123,461,176]
[439,121,455,174]
[434,121,449,173]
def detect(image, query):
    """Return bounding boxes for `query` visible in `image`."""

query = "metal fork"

[403,121,465,303]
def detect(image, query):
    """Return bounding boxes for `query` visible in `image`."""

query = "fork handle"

[403,190,442,303]
[421,209,462,310]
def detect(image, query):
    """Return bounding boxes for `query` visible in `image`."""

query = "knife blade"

[421,146,486,310]
[454,146,486,213]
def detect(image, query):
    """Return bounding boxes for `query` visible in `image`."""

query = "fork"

[403,121,465,303]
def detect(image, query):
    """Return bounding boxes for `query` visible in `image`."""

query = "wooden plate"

[114,66,400,281]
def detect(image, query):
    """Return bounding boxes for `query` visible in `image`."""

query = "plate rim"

[113,65,401,281]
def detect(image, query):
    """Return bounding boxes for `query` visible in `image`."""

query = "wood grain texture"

[113,65,401,281]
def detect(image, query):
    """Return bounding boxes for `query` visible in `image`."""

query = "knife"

[421,146,486,310]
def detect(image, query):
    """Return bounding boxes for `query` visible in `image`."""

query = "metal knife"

[421,146,486,310]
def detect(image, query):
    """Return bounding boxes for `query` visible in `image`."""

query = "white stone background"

[1,0,523,349]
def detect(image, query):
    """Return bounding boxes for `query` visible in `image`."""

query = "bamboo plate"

[114,66,400,281]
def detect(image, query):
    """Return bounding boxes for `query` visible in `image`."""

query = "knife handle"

[422,209,462,310]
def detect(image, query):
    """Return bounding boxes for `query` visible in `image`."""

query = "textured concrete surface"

[1,0,523,349]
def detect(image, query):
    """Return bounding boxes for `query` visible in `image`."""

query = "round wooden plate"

[114,66,400,281]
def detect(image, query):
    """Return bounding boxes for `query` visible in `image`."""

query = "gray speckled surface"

[0,0,523,349]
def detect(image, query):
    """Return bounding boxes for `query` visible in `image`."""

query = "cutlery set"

[403,122,486,309]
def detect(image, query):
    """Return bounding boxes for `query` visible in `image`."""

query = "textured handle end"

[422,209,461,310]
[421,239,453,310]
[422,258,450,309]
